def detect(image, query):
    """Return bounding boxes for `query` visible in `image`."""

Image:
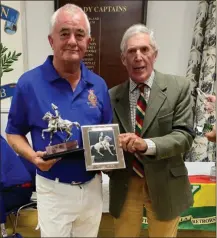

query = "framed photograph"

[81,124,125,171]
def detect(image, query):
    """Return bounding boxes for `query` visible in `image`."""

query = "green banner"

[142,206,216,231]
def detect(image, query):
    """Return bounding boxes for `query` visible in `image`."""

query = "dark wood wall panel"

[54,0,148,88]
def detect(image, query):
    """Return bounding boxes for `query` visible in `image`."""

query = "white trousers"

[36,174,103,237]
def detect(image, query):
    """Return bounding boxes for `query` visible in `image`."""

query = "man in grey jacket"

[109,23,194,237]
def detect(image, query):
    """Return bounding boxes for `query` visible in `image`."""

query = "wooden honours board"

[54,0,148,88]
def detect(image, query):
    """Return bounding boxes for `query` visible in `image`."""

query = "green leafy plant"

[0,43,22,78]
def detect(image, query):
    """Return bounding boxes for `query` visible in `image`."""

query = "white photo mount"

[81,124,125,171]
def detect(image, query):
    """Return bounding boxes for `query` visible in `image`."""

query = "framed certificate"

[81,124,125,171]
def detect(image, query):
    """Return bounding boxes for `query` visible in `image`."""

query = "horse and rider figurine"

[41,103,80,146]
[91,133,116,157]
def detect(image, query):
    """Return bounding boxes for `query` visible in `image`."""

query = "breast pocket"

[158,111,174,135]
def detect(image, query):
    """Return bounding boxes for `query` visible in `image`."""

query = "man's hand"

[32,151,61,171]
[119,133,147,153]
[205,125,216,143]
[206,95,216,103]
[205,95,216,113]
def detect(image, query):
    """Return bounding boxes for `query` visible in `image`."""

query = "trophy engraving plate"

[46,140,78,155]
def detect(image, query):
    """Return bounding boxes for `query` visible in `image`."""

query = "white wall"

[147,1,198,76]
[25,1,54,70]
[1,111,9,139]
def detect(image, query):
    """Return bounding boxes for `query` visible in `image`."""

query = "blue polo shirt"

[0,135,32,187]
[6,56,113,183]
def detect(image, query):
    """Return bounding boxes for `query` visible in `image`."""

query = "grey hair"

[49,4,91,36]
[120,24,158,53]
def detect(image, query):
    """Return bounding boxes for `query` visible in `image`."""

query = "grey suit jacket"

[109,70,194,220]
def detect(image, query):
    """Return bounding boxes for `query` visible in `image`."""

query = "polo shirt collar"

[42,55,93,85]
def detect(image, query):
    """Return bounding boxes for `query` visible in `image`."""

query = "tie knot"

[138,84,145,93]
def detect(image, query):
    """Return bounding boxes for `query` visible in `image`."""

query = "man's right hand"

[206,95,216,103]
[119,133,147,153]
[205,95,216,113]
[33,151,61,171]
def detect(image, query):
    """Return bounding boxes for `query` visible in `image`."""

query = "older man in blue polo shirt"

[6,3,112,237]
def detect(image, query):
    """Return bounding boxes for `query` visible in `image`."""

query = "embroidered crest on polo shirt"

[87,89,97,107]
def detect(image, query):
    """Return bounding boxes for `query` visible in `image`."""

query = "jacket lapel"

[141,71,167,136]
[114,81,133,133]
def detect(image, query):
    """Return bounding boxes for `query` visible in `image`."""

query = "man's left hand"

[118,133,147,153]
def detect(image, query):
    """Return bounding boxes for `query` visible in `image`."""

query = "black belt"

[51,176,95,186]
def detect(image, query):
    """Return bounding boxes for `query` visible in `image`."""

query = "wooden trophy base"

[42,140,84,161]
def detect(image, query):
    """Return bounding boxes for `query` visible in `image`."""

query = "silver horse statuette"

[41,103,80,146]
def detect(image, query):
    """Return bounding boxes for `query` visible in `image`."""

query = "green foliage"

[0,43,22,78]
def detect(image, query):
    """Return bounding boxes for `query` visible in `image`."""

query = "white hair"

[50,4,91,36]
[120,24,158,53]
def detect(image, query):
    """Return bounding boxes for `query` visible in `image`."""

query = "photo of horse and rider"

[89,130,117,163]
